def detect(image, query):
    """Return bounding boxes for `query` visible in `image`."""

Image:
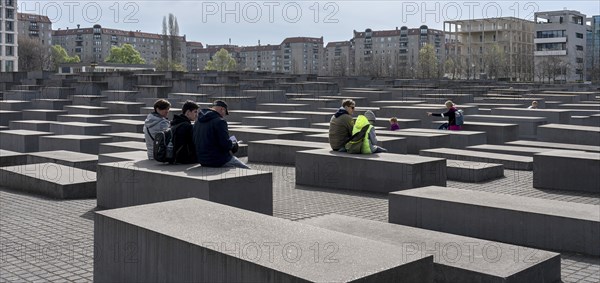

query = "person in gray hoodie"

[143,99,171,159]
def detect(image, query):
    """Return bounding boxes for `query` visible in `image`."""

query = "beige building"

[239,44,281,72]
[534,10,587,82]
[444,17,535,81]
[352,26,445,77]
[1,0,18,72]
[185,41,204,71]
[17,13,51,46]
[52,24,187,67]
[323,41,352,76]
[280,37,323,75]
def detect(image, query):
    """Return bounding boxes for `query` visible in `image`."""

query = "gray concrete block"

[389,186,600,256]
[27,150,98,172]
[0,162,96,199]
[102,90,139,101]
[30,99,72,110]
[0,110,23,126]
[49,122,111,136]
[9,120,56,132]
[100,101,145,114]
[466,144,559,157]
[491,108,571,124]
[72,95,108,106]
[396,128,487,149]
[446,159,504,183]
[279,111,336,124]
[248,139,329,165]
[101,119,144,133]
[64,105,110,116]
[57,114,110,123]
[533,150,600,193]
[505,140,600,153]
[99,141,147,154]
[101,132,145,143]
[242,89,287,103]
[96,160,273,215]
[229,128,303,142]
[22,109,68,121]
[376,130,450,154]
[0,100,32,111]
[0,149,27,167]
[420,148,533,170]
[304,133,408,154]
[0,130,53,152]
[301,214,560,283]
[257,103,312,112]
[537,124,600,146]
[296,148,446,192]
[242,116,310,128]
[466,115,547,140]
[39,135,113,154]
[226,110,276,123]
[41,87,75,99]
[271,127,329,137]
[94,198,433,282]
[459,122,519,145]
[98,150,147,164]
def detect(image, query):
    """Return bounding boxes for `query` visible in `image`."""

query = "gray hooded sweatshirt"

[143,112,170,159]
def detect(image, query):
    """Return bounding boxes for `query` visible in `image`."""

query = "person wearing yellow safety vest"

[345,110,387,154]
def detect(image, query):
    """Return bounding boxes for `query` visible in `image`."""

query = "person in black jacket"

[427,100,462,131]
[170,101,199,164]
[193,100,250,169]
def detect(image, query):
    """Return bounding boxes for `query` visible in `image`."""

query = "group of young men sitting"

[143,99,250,169]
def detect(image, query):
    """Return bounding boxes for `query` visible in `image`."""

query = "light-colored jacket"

[143,112,170,159]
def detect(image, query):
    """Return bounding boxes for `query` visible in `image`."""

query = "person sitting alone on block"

[389,117,400,131]
[345,110,387,154]
[170,100,199,164]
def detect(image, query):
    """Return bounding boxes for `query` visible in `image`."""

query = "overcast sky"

[19,0,600,46]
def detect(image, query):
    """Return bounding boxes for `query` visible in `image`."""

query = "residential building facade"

[352,26,445,78]
[323,41,352,76]
[534,10,587,82]
[281,37,323,75]
[52,24,186,67]
[17,12,51,46]
[190,45,240,71]
[1,0,18,72]
[586,16,600,81]
[185,41,204,71]
[239,44,281,72]
[444,17,534,81]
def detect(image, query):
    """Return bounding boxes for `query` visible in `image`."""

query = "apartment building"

[323,41,352,76]
[52,24,187,67]
[17,12,51,46]
[534,10,587,82]
[185,41,204,71]
[1,0,17,72]
[444,17,534,81]
[586,15,600,81]
[239,44,281,72]
[352,26,445,77]
[281,37,323,75]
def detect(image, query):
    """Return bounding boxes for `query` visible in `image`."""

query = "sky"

[18,0,600,46]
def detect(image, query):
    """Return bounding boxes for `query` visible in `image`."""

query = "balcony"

[534,37,567,44]
[29,25,39,30]
[535,50,567,56]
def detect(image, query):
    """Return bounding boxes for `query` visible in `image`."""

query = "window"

[6,0,14,6]
[5,61,14,72]
[536,43,566,51]
[5,34,13,44]
[536,30,566,38]
[5,46,13,56]
[576,58,584,63]
[576,45,584,51]
[5,21,13,31]
[6,8,14,19]
[576,33,583,39]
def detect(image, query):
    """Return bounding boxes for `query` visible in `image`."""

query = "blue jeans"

[224,156,251,169]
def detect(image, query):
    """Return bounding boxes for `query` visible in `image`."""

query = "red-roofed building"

[280,36,324,74]
[17,13,52,47]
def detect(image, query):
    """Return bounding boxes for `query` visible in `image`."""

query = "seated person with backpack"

[170,100,199,164]
[144,99,171,160]
[345,110,387,154]
[193,100,250,169]
[427,100,463,131]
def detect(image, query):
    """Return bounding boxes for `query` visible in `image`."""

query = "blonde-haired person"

[427,100,462,131]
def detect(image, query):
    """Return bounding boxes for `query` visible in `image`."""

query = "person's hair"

[153,99,171,112]
[444,100,454,108]
[390,117,398,123]
[182,100,199,114]
[342,99,355,108]
[532,101,538,104]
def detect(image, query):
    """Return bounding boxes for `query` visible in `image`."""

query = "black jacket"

[170,114,197,164]
[432,107,458,126]
[193,109,233,167]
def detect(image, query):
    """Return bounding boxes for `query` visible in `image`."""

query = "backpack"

[345,125,371,154]
[455,109,464,126]
[147,124,181,164]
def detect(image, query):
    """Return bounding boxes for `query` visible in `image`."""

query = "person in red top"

[427,100,462,131]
